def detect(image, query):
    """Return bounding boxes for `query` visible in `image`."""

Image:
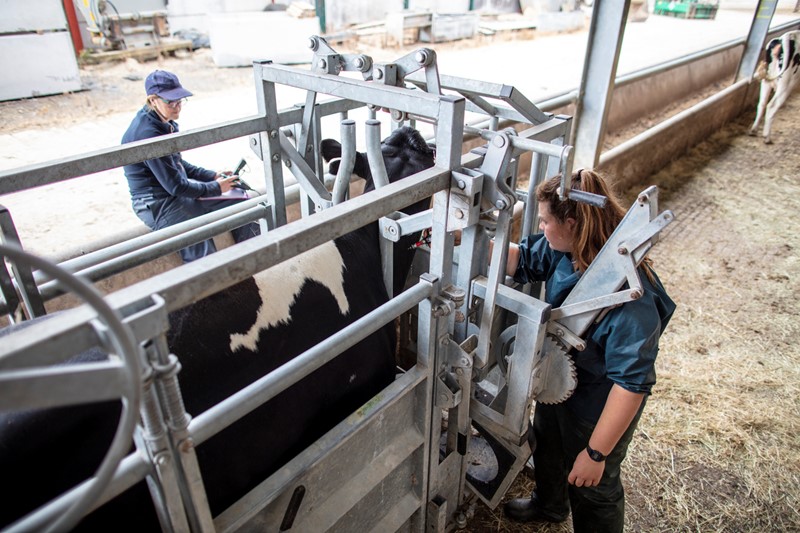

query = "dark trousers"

[133,195,260,263]
[532,401,644,533]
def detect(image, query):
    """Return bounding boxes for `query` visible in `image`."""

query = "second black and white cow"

[0,126,435,531]
[749,30,800,144]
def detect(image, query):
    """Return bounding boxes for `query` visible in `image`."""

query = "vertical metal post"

[523,152,545,241]
[571,1,630,170]
[150,335,216,533]
[315,0,326,33]
[428,96,465,285]
[735,0,778,82]
[0,206,46,319]
[253,61,288,228]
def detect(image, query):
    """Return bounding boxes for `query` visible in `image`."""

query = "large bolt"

[454,209,464,219]
[618,246,628,255]
[492,135,506,147]
[272,154,280,162]
[251,137,258,146]
[269,130,278,139]
[457,179,466,189]
[354,57,364,69]
[495,199,507,210]
[318,58,327,70]
[375,68,384,80]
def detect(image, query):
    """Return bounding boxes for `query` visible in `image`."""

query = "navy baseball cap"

[145,70,193,100]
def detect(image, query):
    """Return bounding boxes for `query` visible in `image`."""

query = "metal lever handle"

[567,189,607,208]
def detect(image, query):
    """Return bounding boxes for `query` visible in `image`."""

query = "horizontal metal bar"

[190,278,434,445]
[0,99,365,197]
[107,166,449,314]
[406,71,549,124]
[601,78,750,163]
[0,166,451,368]
[0,116,266,195]
[258,62,449,120]
[38,204,271,301]
[0,361,127,411]
[464,125,570,158]
[35,195,272,285]
[471,276,550,321]
[615,21,800,90]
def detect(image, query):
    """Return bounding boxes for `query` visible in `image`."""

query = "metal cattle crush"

[0,37,672,532]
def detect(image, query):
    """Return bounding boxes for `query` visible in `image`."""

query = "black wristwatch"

[586,444,607,462]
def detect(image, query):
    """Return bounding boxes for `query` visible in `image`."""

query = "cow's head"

[321,125,435,213]
[321,125,435,295]
[766,38,783,68]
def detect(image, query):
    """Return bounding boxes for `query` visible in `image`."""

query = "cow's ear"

[321,139,342,162]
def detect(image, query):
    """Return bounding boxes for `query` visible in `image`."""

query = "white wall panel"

[0,33,82,101]
[0,0,67,33]
[208,11,320,67]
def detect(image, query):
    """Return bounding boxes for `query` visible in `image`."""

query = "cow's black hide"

[0,126,434,531]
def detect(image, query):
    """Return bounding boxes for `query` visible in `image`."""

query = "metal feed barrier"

[0,38,673,532]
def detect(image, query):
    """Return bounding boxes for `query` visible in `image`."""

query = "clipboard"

[199,188,250,201]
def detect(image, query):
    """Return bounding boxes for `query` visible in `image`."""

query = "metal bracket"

[476,130,517,212]
[373,48,441,95]
[379,209,433,242]
[435,333,475,409]
[308,35,373,80]
[447,168,484,232]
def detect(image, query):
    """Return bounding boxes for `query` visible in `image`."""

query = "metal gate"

[0,37,672,532]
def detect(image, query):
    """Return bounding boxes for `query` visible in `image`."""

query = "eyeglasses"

[159,97,186,108]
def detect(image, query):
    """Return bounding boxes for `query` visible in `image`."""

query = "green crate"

[654,0,718,20]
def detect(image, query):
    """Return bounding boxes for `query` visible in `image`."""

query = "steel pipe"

[365,119,390,189]
[333,119,356,204]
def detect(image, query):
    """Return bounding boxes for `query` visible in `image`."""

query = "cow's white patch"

[229,241,349,352]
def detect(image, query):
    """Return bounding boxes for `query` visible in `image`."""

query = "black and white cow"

[749,30,800,144]
[0,126,434,531]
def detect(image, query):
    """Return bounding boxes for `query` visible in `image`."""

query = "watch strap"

[586,444,607,462]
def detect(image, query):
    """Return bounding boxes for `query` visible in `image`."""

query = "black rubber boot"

[504,493,569,523]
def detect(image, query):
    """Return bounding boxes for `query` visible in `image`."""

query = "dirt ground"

[2,34,799,532]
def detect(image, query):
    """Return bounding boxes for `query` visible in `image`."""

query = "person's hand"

[216,174,238,193]
[567,449,605,487]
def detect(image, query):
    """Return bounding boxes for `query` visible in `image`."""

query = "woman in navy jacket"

[121,70,259,262]
[503,169,675,532]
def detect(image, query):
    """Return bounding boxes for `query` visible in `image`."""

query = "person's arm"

[567,384,644,487]
[183,159,239,193]
[506,242,520,277]
[182,159,217,182]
